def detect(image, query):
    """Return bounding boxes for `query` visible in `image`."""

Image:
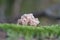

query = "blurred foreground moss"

[0,24,60,35]
[0,24,60,40]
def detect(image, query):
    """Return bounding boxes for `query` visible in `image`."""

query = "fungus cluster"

[17,13,40,26]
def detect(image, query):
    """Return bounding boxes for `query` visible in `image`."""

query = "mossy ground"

[0,23,60,40]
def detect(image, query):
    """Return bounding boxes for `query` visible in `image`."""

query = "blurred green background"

[0,0,60,25]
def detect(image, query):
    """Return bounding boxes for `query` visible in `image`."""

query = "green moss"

[0,24,60,40]
[0,24,60,35]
